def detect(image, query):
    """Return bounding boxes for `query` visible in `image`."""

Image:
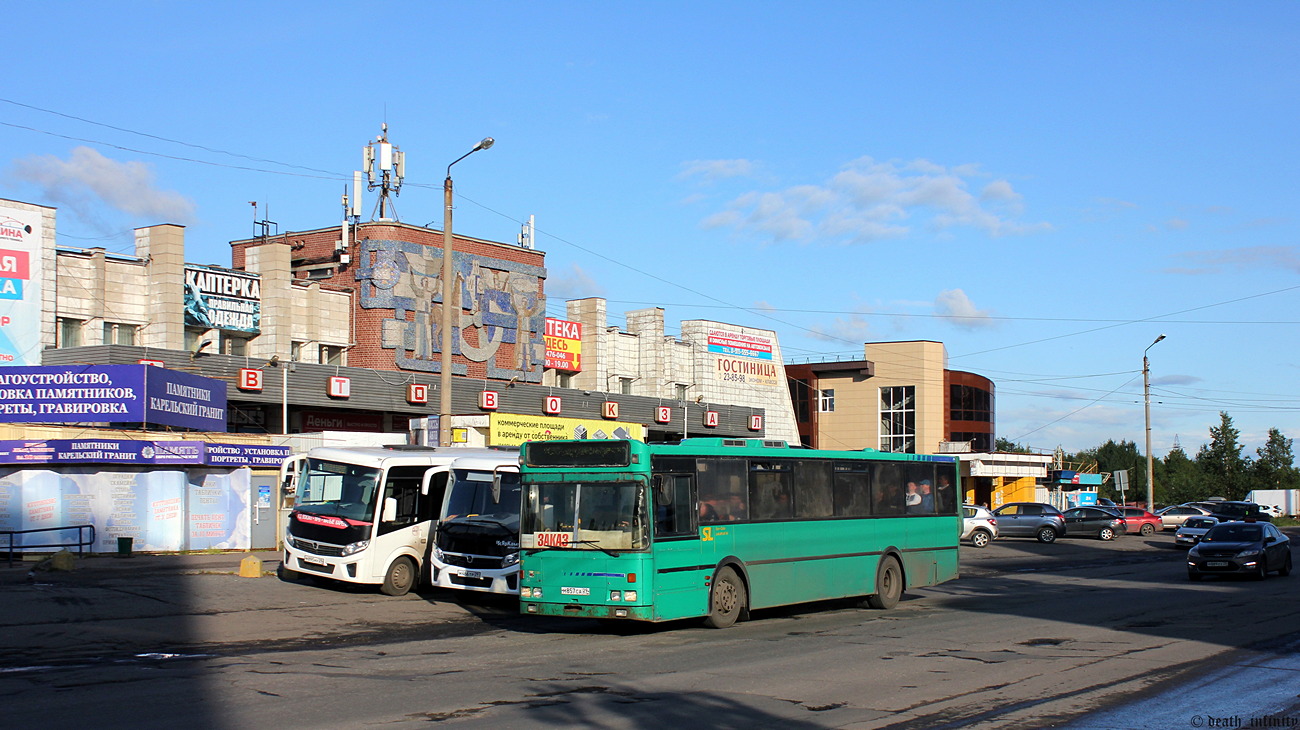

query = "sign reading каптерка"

[0,365,228,431]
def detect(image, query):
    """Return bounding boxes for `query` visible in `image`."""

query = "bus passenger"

[919,480,935,513]
[905,482,923,513]
[727,494,748,521]
[699,501,719,522]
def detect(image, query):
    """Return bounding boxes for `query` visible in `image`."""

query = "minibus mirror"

[382,497,398,523]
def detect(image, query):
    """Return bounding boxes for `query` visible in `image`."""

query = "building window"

[58,318,83,348]
[950,384,992,423]
[557,372,574,388]
[320,344,345,366]
[291,341,305,362]
[818,388,835,413]
[675,383,690,401]
[101,322,136,346]
[880,385,916,453]
[221,336,248,356]
[950,432,994,453]
[620,377,634,395]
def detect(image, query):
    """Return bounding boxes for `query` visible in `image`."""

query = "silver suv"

[991,502,1066,543]
[962,505,999,548]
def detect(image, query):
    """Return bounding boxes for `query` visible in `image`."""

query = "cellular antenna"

[364,123,405,221]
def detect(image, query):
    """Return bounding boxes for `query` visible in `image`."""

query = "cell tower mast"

[363,123,405,221]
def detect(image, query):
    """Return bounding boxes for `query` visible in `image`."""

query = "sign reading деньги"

[0,365,228,431]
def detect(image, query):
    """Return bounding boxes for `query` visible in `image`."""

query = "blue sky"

[3,2,1297,458]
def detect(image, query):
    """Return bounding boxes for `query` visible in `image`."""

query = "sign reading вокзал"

[0,365,228,431]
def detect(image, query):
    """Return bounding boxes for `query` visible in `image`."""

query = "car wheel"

[704,567,746,628]
[970,529,991,548]
[381,556,417,596]
[1140,523,1155,536]
[865,556,904,610]
[1255,558,1269,581]
[1036,526,1058,544]
[1188,570,1201,582]
[1279,553,1292,577]
[1099,527,1116,541]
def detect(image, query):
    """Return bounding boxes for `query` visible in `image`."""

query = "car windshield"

[1203,523,1262,542]
[1184,517,1216,529]
[295,459,380,522]
[444,469,521,520]
[520,480,648,551]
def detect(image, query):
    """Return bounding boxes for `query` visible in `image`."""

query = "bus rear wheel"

[703,567,746,629]
[865,556,903,610]
[381,556,417,596]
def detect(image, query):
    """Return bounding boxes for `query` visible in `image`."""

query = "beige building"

[545,298,799,443]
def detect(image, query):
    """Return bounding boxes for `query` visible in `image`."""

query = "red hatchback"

[1119,507,1161,536]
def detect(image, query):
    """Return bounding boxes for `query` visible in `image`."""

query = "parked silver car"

[961,505,999,548]
[1157,505,1211,531]
[1174,516,1218,547]
[991,502,1066,543]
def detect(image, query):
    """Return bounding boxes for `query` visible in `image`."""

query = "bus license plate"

[462,570,482,579]
[300,556,327,566]
[561,586,590,596]
[1207,561,1229,567]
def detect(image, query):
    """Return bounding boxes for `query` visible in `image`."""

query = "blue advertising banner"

[0,365,227,430]
[0,440,288,467]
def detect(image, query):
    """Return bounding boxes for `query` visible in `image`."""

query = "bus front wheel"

[865,556,903,610]
[703,567,746,629]
[381,556,417,596]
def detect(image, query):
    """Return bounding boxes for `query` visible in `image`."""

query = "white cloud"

[1166,246,1300,275]
[807,310,874,343]
[545,264,605,300]
[678,158,758,182]
[8,146,196,230]
[1166,218,1189,231]
[696,156,1051,244]
[934,289,996,329]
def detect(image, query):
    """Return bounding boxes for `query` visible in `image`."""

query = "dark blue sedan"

[1187,522,1292,580]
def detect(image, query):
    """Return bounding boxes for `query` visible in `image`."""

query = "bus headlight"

[341,540,370,556]
[609,590,621,601]
[521,587,531,598]
[503,552,520,567]
[624,590,637,602]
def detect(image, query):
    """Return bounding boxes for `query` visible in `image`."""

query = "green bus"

[518,437,960,628]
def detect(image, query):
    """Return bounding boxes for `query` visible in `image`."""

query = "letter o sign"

[545,396,562,415]
[480,390,499,410]
[407,384,428,404]
[238,368,263,391]
[655,406,672,424]
[704,410,719,428]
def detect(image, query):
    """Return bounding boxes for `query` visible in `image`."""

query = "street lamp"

[1144,334,1166,510]
[440,137,494,447]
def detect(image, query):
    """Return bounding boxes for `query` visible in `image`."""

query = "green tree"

[1195,412,1250,500]
[1158,439,1204,505]
[1086,439,1146,503]
[1250,428,1300,493]
[995,437,1033,454]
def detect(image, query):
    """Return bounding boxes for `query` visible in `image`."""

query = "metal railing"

[3,524,96,567]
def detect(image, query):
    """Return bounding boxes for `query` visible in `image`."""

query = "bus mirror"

[382,497,398,523]
[491,475,502,505]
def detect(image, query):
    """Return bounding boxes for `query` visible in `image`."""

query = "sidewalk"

[1,548,284,583]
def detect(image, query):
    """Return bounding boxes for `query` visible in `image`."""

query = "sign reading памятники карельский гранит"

[0,365,228,431]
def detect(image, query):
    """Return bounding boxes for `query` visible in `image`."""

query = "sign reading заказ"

[184,264,261,334]
[0,365,228,431]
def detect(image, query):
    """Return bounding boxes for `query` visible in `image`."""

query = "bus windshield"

[295,459,381,522]
[521,481,648,552]
[444,469,522,520]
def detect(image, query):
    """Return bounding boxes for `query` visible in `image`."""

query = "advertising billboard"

[544,317,582,372]
[0,203,44,366]
[489,413,643,446]
[0,365,228,430]
[0,440,288,467]
[184,264,261,334]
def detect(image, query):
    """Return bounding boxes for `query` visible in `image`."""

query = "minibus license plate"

[300,556,327,566]
[462,570,482,579]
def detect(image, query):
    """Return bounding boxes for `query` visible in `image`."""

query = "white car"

[1259,504,1283,519]
[962,505,999,548]
[1174,516,1219,547]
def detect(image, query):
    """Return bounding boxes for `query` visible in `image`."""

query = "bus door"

[372,465,439,580]
[650,468,706,621]
[278,454,306,549]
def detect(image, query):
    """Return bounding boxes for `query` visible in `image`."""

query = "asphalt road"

[3,532,1298,729]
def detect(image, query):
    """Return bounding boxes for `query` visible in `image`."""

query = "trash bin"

[116,536,133,557]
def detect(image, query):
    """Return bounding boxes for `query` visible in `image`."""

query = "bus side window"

[794,460,833,518]
[653,473,696,537]
[425,471,450,521]
[378,466,429,535]
[697,458,746,523]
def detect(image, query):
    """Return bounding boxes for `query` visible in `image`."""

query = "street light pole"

[1143,334,1167,510]
[439,137,494,447]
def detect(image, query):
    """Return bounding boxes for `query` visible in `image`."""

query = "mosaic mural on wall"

[357,239,547,382]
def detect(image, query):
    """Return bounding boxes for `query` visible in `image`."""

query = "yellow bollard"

[239,554,263,578]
